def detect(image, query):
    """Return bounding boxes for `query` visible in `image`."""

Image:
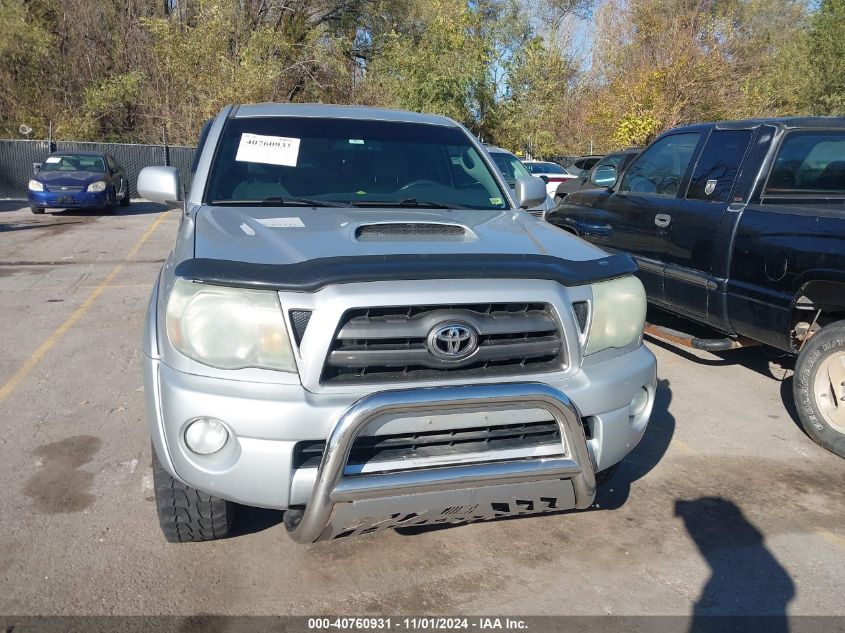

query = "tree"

[805,0,845,114]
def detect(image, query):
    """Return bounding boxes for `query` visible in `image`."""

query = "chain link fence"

[0,139,196,199]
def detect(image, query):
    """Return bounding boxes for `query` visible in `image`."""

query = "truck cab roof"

[230,103,457,128]
[670,116,845,134]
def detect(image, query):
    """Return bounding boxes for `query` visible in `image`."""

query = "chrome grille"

[322,302,564,384]
[293,420,563,470]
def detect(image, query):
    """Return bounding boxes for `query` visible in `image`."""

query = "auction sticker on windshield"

[236,133,300,167]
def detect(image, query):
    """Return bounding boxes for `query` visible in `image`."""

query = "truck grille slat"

[293,420,563,470]
[322,303,565,384]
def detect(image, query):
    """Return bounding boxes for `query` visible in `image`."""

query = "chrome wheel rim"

[813,349,845,433]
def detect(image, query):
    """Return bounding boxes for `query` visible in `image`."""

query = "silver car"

[137,104,656,544]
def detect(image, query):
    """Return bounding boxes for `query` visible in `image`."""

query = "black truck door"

[665,129,754,320]
[599,132,701,300]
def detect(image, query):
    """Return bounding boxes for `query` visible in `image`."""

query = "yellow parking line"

[817,529,845,552]
[673,437,698,455]
[0,212,170,403]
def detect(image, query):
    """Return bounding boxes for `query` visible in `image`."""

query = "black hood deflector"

[174,253,638,292]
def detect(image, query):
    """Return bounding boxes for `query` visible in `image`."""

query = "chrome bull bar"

[285,383,596,543]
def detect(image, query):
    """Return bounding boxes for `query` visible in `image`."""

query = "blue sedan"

[28,151,130,214]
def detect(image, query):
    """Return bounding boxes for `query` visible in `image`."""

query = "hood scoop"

[355,222,467,242]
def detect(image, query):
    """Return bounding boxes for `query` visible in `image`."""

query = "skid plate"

[321,478,576,540]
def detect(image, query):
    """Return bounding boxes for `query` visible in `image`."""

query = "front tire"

[794,321,845,458]
[152,448,234,542]
[30,205,44,214]
[103,190,117,215]
[120,184,131,207]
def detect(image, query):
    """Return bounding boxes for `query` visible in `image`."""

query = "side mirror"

[515,175,547,209]
[591,165,617,188]
[33,162,41,173]
[538,174,549,183]
[137,166,182,205]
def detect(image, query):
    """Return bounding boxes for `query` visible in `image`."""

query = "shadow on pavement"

[58,200,171,217]
[677,497,794,632]
[230,504,285,538]
[0,199,27,212]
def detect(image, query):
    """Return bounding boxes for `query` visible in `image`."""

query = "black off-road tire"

[152,448,234,542]
[793,321,845,459]
[30,205,44,214]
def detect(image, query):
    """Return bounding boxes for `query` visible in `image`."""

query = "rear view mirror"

[515,175,547,209]
[591,165,617,188]
[137,166,182,205]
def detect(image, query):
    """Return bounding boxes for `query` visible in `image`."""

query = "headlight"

[585,275,647,355]
[87,181,107,192]
[28,179,44,192]
[165,278,296,372]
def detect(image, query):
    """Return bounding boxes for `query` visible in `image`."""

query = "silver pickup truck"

[137,104,657,544]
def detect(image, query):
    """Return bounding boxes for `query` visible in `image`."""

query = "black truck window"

[619,132,699,197]
[766,131,845,195]
[686,130,753,203]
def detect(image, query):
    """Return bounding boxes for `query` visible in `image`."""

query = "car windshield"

[40,154,106,173]
[490,151,531,186]
[205,117,509,210]
[525,162,565,175]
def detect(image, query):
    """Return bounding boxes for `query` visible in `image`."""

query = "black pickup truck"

[547,117,845,458]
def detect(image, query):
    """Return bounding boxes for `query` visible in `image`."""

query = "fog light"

[629,387,650,417]
[184,417,229,455]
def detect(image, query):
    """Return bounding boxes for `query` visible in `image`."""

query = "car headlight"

[28,179,44,192]
[165,278,296,372]
[87,181,107,192]
[585,275,647,355]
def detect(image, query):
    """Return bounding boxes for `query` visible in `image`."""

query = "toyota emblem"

[427,322,479,361]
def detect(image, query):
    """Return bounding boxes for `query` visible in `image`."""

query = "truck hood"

[193,206,607,265]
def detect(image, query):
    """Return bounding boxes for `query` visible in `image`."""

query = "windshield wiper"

[210,197,344,207]
[350,198,471,210]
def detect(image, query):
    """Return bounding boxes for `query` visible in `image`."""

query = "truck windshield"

[205,117,509,210]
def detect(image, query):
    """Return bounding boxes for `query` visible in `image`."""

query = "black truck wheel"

[152,448,234,542]
[794,321,845,459]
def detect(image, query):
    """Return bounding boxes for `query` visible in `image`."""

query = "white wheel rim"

[813,350,845,433]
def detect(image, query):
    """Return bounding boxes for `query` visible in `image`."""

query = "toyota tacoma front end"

[138,104,656,543]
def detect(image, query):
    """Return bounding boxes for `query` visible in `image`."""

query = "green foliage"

[365,0,489,127]
[0,0,838,152]
[805,0,845,114]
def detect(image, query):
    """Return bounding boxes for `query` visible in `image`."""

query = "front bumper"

[143,342,656,522]
[283,383,594,542]
[28,189,108,209]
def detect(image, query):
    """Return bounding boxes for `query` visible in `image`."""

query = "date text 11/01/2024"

[307,618,529,630]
